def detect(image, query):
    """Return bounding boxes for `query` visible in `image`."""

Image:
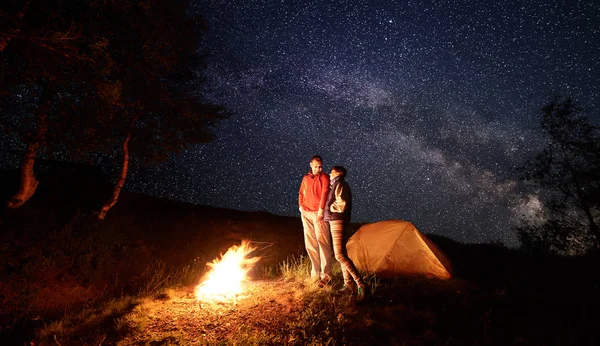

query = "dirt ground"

[117,278,313,345]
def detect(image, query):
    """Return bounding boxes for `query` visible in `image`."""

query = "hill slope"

[2,167,600,345]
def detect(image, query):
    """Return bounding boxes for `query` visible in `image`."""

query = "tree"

[86,0,227,219]
[1,1,226,216]
[0,0,106,208]
[517,97,600,254]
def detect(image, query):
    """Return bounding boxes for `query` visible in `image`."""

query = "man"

[298,155,332,286]
[323,166,366,300]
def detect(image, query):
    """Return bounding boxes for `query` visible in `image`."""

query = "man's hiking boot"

[317,278,331,288]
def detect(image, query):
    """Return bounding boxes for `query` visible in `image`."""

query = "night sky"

[17,0,599,246]
[124,0,600,246]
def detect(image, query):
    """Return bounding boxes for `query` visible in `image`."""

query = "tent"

[346,220,452,279]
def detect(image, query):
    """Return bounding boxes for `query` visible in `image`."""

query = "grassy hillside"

[1,166,600,345]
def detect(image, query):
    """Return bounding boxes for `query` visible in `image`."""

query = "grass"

[38,296,140,345]
[279,254,312,281]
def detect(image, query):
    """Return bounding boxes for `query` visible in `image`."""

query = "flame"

[194,240,260,301]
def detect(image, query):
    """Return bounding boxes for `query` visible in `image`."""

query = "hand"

[317,209,324,220]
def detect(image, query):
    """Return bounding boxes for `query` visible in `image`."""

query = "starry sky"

[117,1,600,245]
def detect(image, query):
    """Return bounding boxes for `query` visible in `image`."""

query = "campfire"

[195,240,260,302]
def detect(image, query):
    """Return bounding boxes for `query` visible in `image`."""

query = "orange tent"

[346,220,452,279]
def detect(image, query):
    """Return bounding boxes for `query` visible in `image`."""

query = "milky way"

[128,1,599,245]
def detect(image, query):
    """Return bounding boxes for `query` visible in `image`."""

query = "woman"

[323,166,366,300]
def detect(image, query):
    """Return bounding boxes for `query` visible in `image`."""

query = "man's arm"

[298,176,306,212]
[317,174,330,218]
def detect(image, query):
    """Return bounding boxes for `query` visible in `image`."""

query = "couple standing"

[298,155,366,300]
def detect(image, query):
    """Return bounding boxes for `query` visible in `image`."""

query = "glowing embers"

[194,240,260,302]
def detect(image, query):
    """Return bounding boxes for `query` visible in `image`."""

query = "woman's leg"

[330,220,364,287]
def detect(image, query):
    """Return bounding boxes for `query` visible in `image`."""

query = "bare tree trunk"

[7,141,40,208]
[7,102,48,208]
[97,131,133,220]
